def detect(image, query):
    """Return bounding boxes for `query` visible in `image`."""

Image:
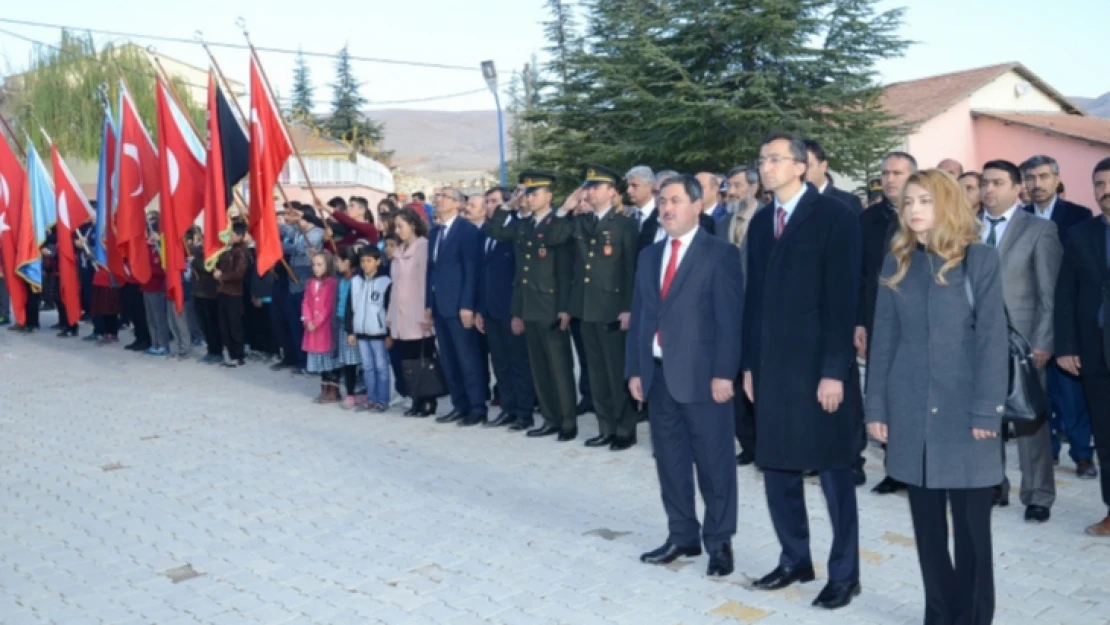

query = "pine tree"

[290,48,314,121]
[325,44,386,158]
[524,0,909,180]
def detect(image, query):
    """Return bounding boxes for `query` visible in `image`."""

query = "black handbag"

[963,258,1048,423]
[402,346,449,399]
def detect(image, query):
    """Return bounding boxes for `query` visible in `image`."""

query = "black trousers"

[194,296,223,357]
[581,320,638,437]
[246,300,278,356]
[647,361,737,551]
[217,294,244,360]
[764,467,859,583]
[1080,371,1110,511]
[485,316,535,418]
[907,486,994,625]
[24,292,41,329]
[121,285,150,345]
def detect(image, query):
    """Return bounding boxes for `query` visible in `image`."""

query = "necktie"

[986,216,1006,247]
[775,207,787,239]
[657,238,682,349]
[434,227,445,260]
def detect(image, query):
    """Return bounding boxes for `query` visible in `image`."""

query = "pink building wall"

[907,99,978,174]
[974,117,1106,212]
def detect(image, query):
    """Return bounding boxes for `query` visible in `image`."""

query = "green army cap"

[519,170,557,194]
[582,164,622,188]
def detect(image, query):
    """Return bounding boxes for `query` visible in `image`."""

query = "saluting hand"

[817,378,843,413]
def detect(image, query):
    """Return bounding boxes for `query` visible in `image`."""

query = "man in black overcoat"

[742,132,863,610]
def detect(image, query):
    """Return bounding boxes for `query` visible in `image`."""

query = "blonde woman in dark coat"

[864,169,1008,625]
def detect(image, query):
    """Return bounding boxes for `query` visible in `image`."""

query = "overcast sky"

[1,0,1105,113]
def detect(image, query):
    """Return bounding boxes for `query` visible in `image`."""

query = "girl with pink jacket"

[302,252,339,403]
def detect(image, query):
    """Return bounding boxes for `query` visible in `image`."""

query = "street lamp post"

[481,60,507,188]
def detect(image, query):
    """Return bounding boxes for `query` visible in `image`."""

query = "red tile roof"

[881,62,1082,127]
[973,112,1110,148]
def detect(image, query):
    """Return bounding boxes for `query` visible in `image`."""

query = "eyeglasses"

[756,156,799,167]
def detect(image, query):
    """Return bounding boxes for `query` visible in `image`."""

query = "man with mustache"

[1054,157,1110,537]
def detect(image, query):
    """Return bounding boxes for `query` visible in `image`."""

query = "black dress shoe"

[458,414,486,427]
[527,424,560,438]
[707,543,734,577]
[609,435,636,451]
[812,580,861,609]
[418,400,438,417]
[751,565,816,591]
[585,434,614,448]
[640,542,701,565]
[871,476,905,495]
[557,427,578,442]
[485,411,516,427]
[1024,505,1051,523]
[127,342,151,352]
[993,484,1009,507]
[576,400,594,416]
[404,403,422,416]
[853,467,867,487]
[436,410,464,424]
[736,450,755,466]
[509,417,534,432]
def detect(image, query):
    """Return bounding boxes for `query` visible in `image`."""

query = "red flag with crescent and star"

[0,130,28,325]
[115,80,160,285]
[156,77,206,313]
[51,144,94,325]
[248,52,292,277]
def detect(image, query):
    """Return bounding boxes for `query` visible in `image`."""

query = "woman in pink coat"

[302,252,340,403]
[389,207,438,416]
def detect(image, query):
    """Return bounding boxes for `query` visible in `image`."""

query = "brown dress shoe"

[1085,516,1110,537]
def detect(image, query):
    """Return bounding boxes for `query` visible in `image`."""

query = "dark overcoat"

[742,185,864,471]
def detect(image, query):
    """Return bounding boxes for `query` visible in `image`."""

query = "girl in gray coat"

[864,169,1008,625]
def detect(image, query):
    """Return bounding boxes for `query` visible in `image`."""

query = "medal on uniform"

[539,247,547,259]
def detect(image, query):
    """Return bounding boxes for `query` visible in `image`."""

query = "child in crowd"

[215,221,250,368]
[346,247,392,412]
[303,251,339,403]
[333,247,364,408]
[380,233,406,401]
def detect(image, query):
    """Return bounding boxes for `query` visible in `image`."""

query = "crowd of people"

[2,131,1109,624]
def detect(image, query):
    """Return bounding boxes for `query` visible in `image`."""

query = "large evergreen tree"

[523,0,909,181]
[290,48,314,121]
[325,44,386,159]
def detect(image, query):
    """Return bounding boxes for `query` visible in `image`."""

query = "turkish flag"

[156,78,206,313]
[248,54,292,276]
[51,145,94,325]
[116,82,160,285]
[0,133,28,325]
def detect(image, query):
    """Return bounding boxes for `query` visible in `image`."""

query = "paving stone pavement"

[2,319,1110,625]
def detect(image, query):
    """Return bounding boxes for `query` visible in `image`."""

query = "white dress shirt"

[1032,196,1057,221]
[653,225,700,358]
[630,198,654,232]
[980,203,1020,246]
[434,214,458,261]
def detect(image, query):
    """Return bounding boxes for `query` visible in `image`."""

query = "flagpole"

[236,19,325,212]
[0,114,27,160]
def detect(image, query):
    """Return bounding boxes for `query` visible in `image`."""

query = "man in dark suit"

[804,139,863,213]
[1022,154,1098,480]
[488,172,579,440]
[638,171,716,251]
[628,174,743,577]
[426,187,487,426]
[857,150,918,494]
[743,132,863,609]
[1054,156,1110,537]
[477,186,536,430]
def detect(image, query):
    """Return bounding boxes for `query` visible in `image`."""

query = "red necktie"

[775,207,786,239]
[657,238,682,348]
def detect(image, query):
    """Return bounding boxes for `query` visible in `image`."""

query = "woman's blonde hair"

[884,169,982,289]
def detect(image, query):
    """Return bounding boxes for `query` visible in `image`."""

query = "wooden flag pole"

[0,113,27,160]
[236,19,325,212]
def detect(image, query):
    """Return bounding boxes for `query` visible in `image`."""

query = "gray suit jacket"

[995,209,1062,354]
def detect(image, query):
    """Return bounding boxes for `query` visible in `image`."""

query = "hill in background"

[1072,93,1110,118]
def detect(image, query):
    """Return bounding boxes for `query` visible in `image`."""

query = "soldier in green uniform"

[563,165,641,451]
[486,171,579,441]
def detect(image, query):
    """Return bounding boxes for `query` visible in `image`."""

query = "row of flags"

[0,51,294,326]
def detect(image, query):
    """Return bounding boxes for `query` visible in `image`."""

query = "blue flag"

[19,141,56,289]
[94,113,116,267]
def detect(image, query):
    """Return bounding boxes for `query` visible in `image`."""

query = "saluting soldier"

[563,165,640,451]
[487,171,579,441]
